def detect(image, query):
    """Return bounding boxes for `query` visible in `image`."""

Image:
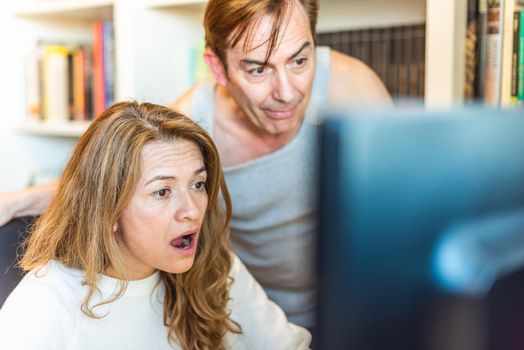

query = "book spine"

[464,0,480,101]
[67,50,74,120]
[103,20,115,107]
[92,21,106,118]
[73,47,86,121]
[25,45,42,120]
[483,0,504,105]
[83,46,94,120]
[42,44,70,122]
[510,10,520,103]
[478,0,489,98]
[518,10,524,102]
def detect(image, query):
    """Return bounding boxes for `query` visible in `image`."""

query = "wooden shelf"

[15,0,113,20]
[19,120,91,138]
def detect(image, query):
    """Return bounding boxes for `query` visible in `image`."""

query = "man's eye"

[295,57,307,66]
[249,66,266,76]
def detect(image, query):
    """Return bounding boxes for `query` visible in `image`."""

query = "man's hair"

[204,0,319,64]
[21,102,240,350]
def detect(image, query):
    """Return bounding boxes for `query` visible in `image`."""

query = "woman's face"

[116,139,209,280]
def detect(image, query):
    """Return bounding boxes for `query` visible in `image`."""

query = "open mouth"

[170,233,196,250]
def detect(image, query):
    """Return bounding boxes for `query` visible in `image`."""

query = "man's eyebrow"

[288,42,311,60]
[144,167,206,186]
[240,42,312,67]
[240,58,266,66]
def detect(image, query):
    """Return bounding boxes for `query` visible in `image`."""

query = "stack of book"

[316,24,426,106]
[26,20,115,123]
[465,0,524,106]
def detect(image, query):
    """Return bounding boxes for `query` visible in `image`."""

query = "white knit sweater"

[0,255,310,349]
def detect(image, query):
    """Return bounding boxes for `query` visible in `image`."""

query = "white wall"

[0,2,77,192]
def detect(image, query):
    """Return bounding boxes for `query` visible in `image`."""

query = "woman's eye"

[193,181,206,191]
[154,188,170,198]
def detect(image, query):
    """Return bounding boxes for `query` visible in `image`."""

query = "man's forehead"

[228,4,313,60]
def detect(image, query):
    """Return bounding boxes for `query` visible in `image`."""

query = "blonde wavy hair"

[20,102,241,349]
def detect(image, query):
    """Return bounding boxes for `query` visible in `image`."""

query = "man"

[0,0,390,329]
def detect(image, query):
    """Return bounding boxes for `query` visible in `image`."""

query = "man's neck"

[213,86,302,166]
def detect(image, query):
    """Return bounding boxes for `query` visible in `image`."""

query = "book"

[25,45,42,120]
[501,0,524,106]
[518,10,524,103]
[92,21,106,118]
[483,0,504,105]
[465,0,480,101]
[510,10,521,103]
[103,20,115,107]
[41,44,70,122]
[478,0,489,98]
[72,47,86,121]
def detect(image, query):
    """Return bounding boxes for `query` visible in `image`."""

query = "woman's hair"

[20,102,240,349]
[204,0,319,65]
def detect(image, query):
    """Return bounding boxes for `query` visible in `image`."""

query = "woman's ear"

[203,48,229,88]
[113,223,118,233]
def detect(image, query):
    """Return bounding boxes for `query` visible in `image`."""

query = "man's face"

[223,2,316,137]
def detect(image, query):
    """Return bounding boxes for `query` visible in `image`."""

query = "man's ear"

[203,49,228,87]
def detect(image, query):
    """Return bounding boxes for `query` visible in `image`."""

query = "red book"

[92,21,106,118]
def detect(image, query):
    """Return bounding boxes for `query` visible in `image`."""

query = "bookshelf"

[0,0,470,191]
[12,0,462,136]
[14,0,114,137]
[19,120,91,138]
[425,0,467,108]
[15,0,113,19]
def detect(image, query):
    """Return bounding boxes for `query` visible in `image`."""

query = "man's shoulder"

[328,50,392,108]
[171,85,198,116]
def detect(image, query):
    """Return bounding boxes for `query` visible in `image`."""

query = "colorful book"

[464,0,480,101]
[92,21,106,118]
[483,0,504,105]
[25,45,42,120]
[72,47,86,121]
[41,44,70,122]
[103,20,115,107]
[501,0,524,106]
[477,0,489,98]
[510,10,521,103]
[518,10,524,103]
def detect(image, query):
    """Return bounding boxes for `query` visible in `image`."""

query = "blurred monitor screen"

[316,108,524,350]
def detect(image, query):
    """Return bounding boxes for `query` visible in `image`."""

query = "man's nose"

[272,70,295,104]
[175,191,200,222]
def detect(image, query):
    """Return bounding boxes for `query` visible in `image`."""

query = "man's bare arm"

[0,181,57,227]
[170,85,197,115]
[328,50,392,109]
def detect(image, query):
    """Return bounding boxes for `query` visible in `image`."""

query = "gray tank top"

[189,47,331,327]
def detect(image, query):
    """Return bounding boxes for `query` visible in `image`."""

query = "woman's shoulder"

[228,254,244,281]
[26,260,84,297]
[5,261,83,313]
[0,261,80,347]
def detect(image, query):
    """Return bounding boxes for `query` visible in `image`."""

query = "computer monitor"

[316,108,524,350]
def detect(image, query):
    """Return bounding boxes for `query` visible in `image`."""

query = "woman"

[0,102,310,349]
